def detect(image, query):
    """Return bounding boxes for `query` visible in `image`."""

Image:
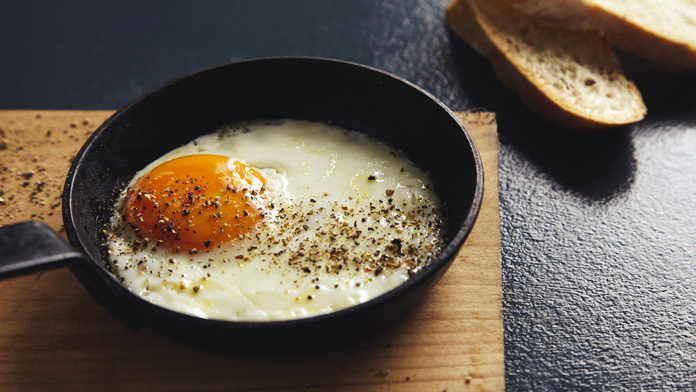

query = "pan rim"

[62,56,484,328]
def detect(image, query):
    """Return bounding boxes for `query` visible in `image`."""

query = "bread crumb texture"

[447,0,646,129]
[506,0,696,69]
[592,0,696,46]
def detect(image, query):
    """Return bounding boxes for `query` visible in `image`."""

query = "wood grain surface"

[0,111,502,392]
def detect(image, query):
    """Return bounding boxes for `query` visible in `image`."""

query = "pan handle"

[0,221,85,279]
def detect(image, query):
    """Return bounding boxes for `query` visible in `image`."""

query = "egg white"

[106,119,445,321]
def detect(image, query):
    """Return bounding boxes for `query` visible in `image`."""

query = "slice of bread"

[446,0,646,130]
[507,0,696,70]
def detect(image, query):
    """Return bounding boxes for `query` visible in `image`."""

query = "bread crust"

[590,3,696,71]
[506,0,696,70]
[446,0,646,130]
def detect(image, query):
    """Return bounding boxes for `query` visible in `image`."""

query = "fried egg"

[105,119,445,321]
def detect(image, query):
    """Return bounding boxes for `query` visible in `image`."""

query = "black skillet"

[0,57,483,353]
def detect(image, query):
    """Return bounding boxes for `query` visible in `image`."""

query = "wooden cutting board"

[0,111,503,392]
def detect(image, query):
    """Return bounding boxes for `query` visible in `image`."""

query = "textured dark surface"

[1,0,695,390]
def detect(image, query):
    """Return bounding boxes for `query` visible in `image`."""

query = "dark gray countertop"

[1,0,694,390]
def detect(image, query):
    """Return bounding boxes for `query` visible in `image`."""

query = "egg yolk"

[124,154,270,252]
